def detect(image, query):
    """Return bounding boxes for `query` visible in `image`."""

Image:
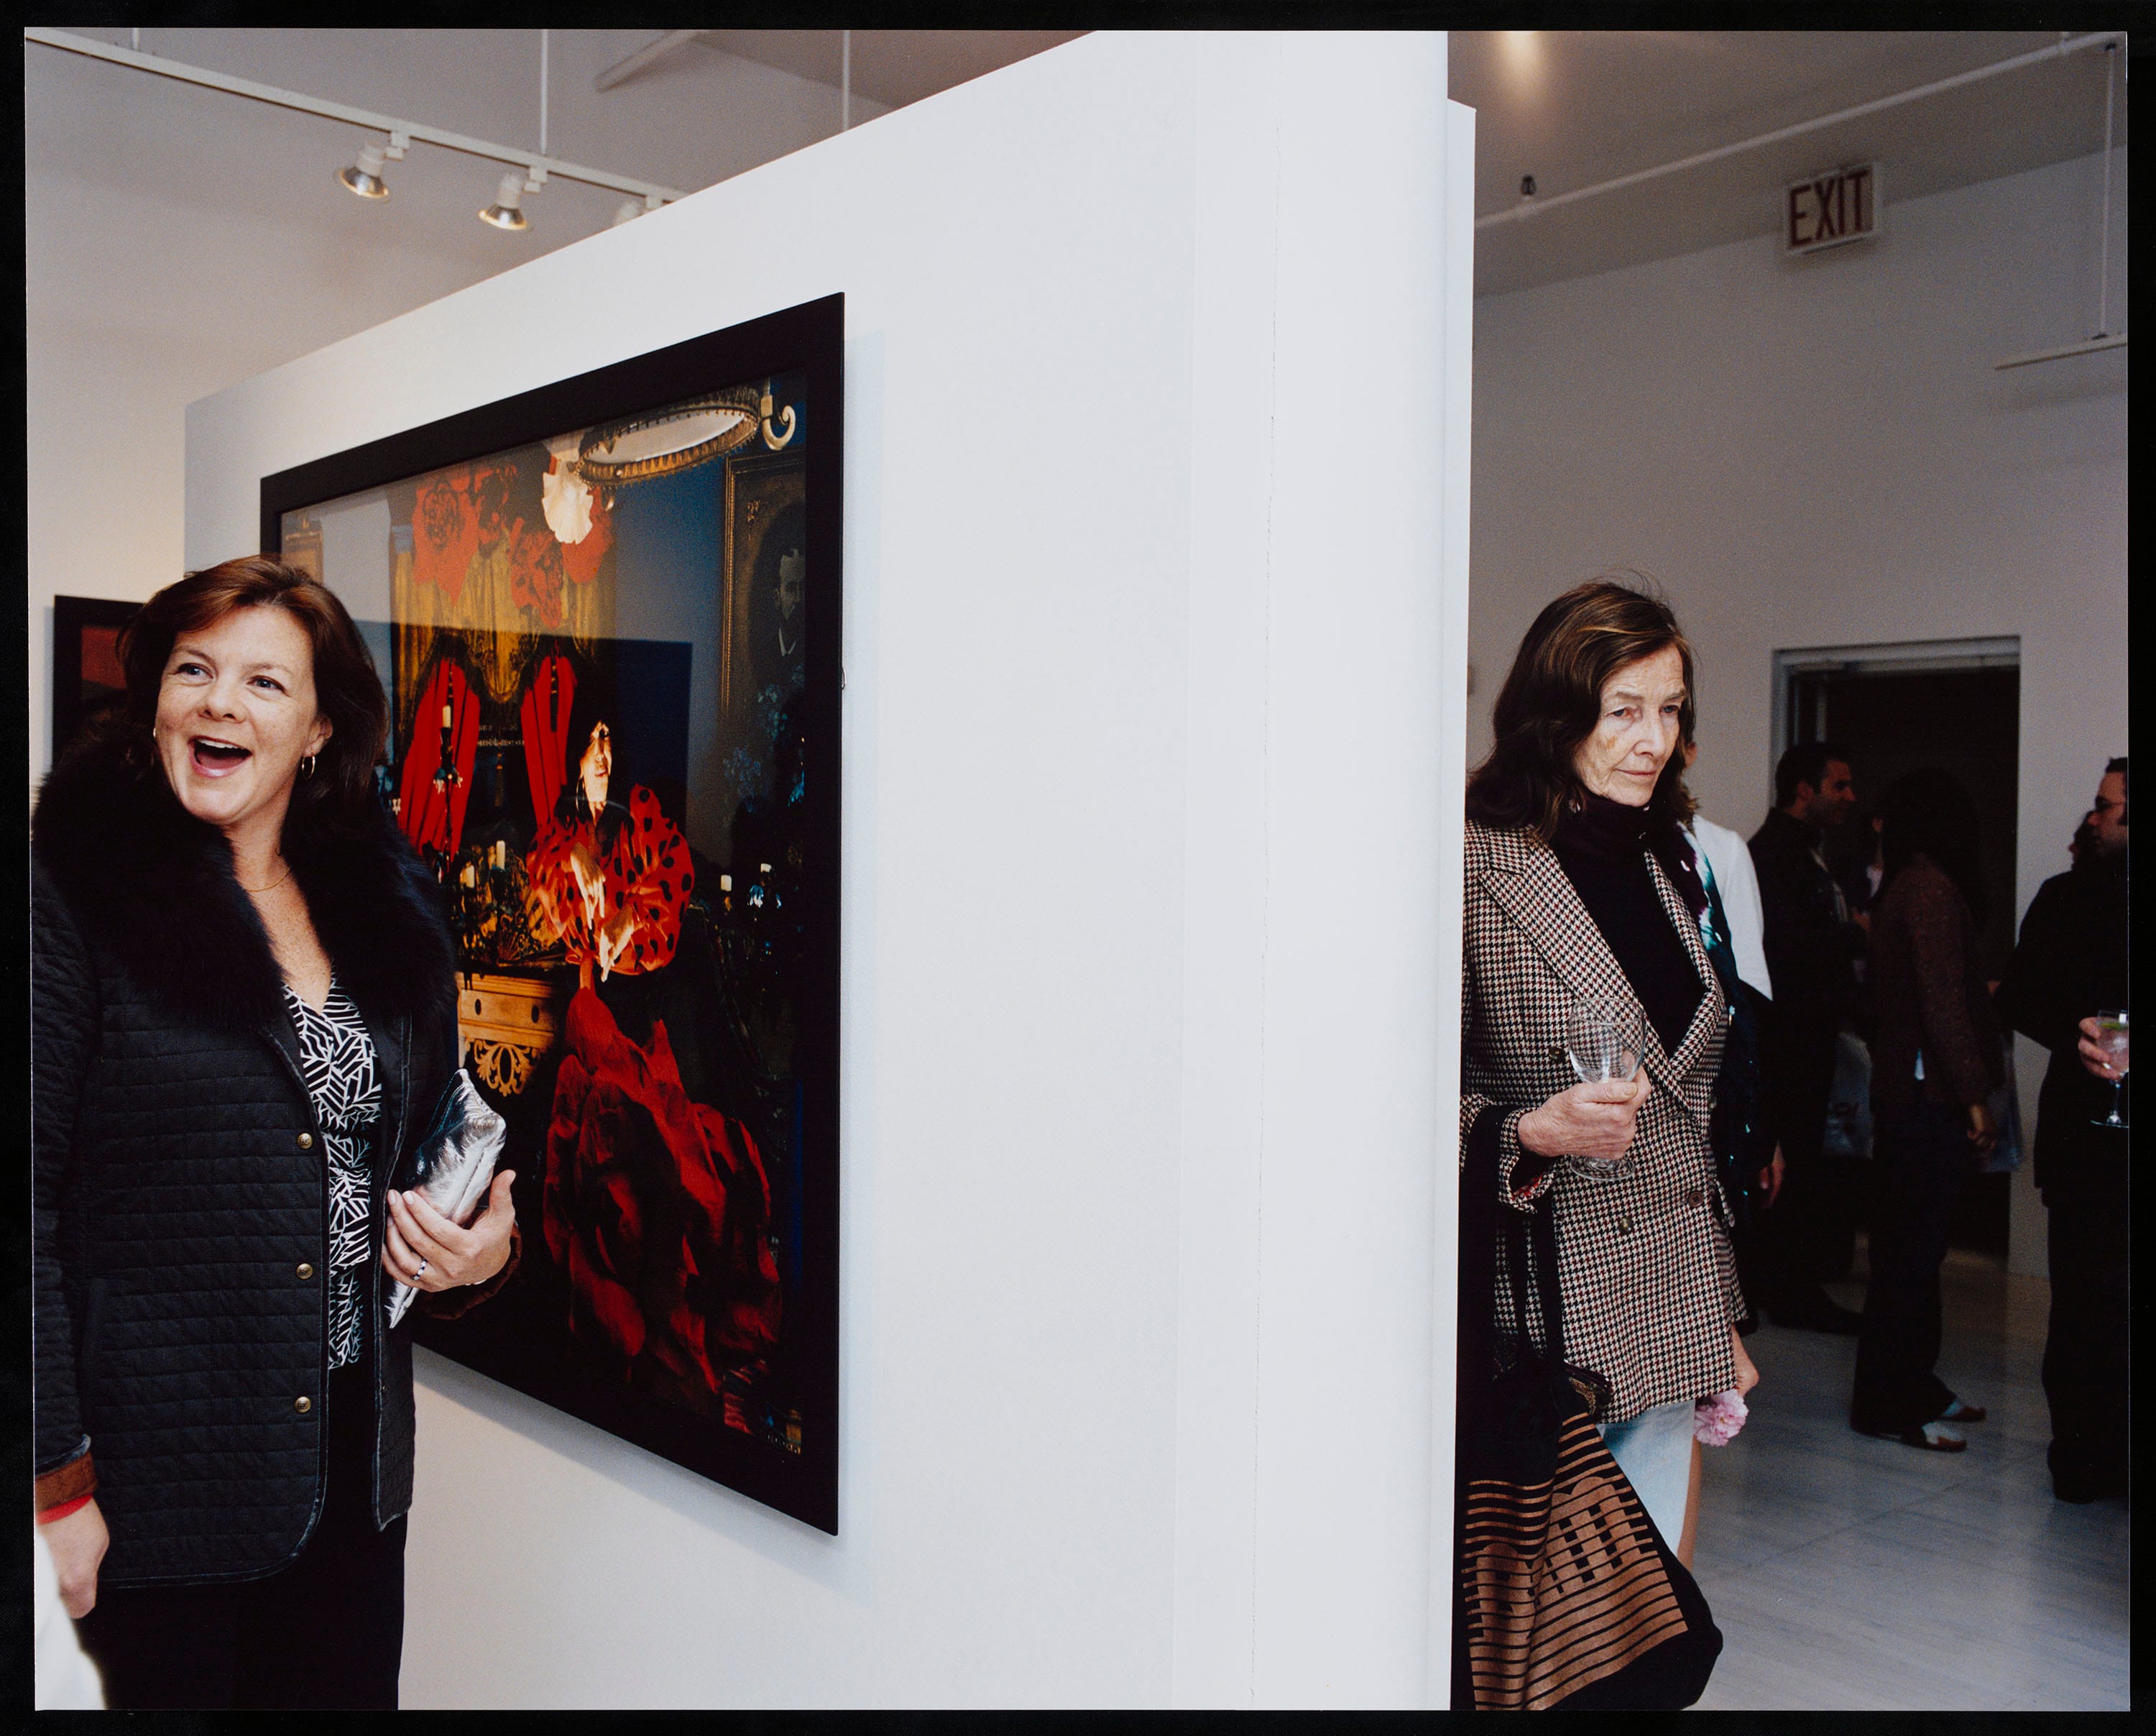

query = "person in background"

[1994,757,2130,1502]
[1749,742,1868,1331]
[1849,769,2001,1451]
[1677,735,1782,1569]
[1680,738,1775,1002]
[1835,807,1887,949]
[1681,736,1784,1280]
[2066,814,2099,868]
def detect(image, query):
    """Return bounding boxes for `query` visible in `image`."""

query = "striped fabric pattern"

[1460,819,1743,1422]
[282,981,381,1372]
[1460,1407,1692,1710]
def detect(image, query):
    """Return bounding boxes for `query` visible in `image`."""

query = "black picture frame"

[51,595,142,766]
[260,295,844,1533]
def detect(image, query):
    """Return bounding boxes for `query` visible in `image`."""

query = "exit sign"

[1784,162,1880,254]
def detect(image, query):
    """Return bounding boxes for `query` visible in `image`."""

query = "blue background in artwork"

[609,460,721,842]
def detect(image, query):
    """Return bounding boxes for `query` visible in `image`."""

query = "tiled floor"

[1690,1241,2130,1711]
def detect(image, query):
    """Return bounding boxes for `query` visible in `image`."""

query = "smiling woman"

[31,556,520,1709]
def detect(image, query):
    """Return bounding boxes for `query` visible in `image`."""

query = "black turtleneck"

[1549,794,1705,1055]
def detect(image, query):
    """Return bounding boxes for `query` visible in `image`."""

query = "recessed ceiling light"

[1498,30,1543,78]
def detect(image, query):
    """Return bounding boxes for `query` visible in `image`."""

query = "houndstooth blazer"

[1460,818,1743,1423]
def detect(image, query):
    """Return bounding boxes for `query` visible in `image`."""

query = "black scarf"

[1556,791,1709,922]
[1549,791,1708,1056]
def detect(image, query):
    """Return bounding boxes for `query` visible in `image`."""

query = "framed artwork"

[51,595,142,764]
[261,295,844,1532]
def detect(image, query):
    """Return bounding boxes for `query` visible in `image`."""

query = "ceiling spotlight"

[338,141,391,200]
[479,170,530,231]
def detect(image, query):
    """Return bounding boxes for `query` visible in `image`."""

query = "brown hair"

[116,556,390,835]
[1465,574,1697,841]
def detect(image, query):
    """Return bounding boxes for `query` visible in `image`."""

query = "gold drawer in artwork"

[457,972,562,1098]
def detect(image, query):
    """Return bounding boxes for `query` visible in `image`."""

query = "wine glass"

[2090,1009,2129,1129]
[1564,999,1646,1176]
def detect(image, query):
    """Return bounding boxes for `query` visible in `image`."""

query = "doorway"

[1774,638,2020,1256]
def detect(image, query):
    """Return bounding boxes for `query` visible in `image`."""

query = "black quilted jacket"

[32,732,499,1586]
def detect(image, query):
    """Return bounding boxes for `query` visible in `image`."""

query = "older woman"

[32,558,520,1709]
[1460,577,1756,1551]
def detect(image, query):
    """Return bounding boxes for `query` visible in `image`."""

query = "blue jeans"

[1598,1398,1695,1546]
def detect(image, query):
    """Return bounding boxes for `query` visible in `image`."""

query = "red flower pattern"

[412,467,479,600]
[471,461,516,549]
[507,517,568,628]
[407,461,521,602]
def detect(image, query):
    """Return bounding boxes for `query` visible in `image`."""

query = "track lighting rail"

[24,27,688,207]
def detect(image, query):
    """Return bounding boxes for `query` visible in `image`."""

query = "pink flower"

[1694,1389,1749,1446]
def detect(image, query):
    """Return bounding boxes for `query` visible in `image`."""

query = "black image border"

[259,293,844,1535]
[52,594,143,766]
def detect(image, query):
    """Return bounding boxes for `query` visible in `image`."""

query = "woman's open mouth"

[190,737,252,776]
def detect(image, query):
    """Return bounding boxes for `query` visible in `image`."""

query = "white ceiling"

[1450,31,2129,295]
[694,29,1085,109]
[24,27,2129,326]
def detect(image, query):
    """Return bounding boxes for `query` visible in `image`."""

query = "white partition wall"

[185,32,1474,1709]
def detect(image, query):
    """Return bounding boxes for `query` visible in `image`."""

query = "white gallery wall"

[1470,147,2129,1277]
[184,32,1473,1708]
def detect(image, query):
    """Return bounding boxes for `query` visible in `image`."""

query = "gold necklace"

[241,860,295,894]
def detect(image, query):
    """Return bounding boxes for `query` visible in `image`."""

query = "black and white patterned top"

[281,980,381,1372]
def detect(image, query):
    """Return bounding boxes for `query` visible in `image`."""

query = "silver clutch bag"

[386,1068,508,1328]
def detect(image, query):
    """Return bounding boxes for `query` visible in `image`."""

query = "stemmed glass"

[1564,999,1646,1177]
[2090,1009,2129,1129]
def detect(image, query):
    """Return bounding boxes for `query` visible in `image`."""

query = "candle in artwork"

[441,703,453,729]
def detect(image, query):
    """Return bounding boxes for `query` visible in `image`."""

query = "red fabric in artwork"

[395,659,480,858]
[519,655,576,833]
[525,786,691,974]
[540,988,780,1413]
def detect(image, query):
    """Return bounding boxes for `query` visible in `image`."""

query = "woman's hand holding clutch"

[383,1170,518,1292]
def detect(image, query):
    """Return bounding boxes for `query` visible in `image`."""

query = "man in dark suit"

[1749,741,1868,1332]
[1995,757,2130,1502]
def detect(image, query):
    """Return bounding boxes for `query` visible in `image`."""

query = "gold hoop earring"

[302,753,318,779]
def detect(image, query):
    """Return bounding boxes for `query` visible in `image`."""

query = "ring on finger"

[416,1257,429,1278]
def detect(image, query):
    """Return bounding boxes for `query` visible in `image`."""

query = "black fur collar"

[33,732,456,1034]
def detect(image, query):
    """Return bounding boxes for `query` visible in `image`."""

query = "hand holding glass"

[2087,1010,2129,1129]
[1562,1001,1646,1175]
